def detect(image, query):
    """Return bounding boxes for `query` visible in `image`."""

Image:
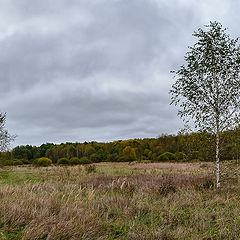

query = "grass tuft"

[0,162,239,239]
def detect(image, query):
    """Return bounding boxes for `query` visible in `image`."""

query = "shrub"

[5,158,31,165]
[69,157,81,165]
[157,154,169,162]
[165,152,175,160]
[152,153,157,161]
[174,152,187,161]
[0,159,24,166]
[57,158,69,165]
[21,159,31,164]
[2,160,15,166]
[79,157,92,165]
[157,152,175,162]
[13,159,24,165]
[36,157,52,167]
[194,179,215,191]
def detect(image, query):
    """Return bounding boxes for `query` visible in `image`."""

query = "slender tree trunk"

[216,113,220,188]
[216,130,220,188]
[215,70,221,189]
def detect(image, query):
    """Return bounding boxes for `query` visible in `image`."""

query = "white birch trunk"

[216,129,220,188]
[216,105,220,188]
[215,69,221,189]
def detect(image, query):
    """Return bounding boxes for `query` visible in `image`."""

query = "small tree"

[57,158,69,165]
[122,146,137,161]
[0,113,15,151]
[170,22,240,188]
[36,157,52,167]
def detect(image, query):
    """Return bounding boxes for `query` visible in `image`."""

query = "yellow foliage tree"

[122,146,137,161]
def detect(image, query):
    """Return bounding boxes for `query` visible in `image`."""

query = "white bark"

[215,69,221,189]
[216,129,220,188]
[216,100,220,188]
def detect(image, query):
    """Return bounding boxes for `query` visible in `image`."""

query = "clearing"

[0,161,239,239]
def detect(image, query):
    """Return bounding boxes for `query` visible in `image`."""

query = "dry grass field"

[0,161,239,239]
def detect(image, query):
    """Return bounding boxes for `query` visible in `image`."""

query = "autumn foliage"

[1,127,240,166]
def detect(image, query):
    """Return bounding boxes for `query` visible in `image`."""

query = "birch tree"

[0,113,15,151]
[170,22,240,188]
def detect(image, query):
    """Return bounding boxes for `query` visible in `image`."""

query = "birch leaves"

[170,22,240,188]
[171,22,240,133]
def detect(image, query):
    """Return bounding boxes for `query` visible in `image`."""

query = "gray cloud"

[0,0,238,147]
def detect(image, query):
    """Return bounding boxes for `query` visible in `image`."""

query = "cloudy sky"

[0,0,239,147]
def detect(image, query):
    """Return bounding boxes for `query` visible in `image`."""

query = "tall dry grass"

[0,163,239,239]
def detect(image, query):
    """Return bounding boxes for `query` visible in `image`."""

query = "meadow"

[0,161,240,240]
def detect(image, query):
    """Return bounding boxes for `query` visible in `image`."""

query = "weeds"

[85,164,96,174]
[0,162,239,239]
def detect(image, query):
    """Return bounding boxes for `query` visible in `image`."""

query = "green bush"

[152,153,157,161]
[36,157,52,167]
[21,159,31,164]
[166,152,175,160]
[2,160,14,166]
[157,152,175,162]
[79,157,92,165]
[157,154,169,162]
[5,158,31,165]
[69,157,81,165]
[174,152,187,161]
[13,159,24,165]
[57,158,69,165]
[0,159,24,166]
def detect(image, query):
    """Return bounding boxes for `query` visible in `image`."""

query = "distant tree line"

[0,127,240,166]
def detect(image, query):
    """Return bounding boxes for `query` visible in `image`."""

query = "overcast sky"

[0,0,239,147]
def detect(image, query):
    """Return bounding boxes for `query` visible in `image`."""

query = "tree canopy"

[171,21,240,132]
[170,21,240,188]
